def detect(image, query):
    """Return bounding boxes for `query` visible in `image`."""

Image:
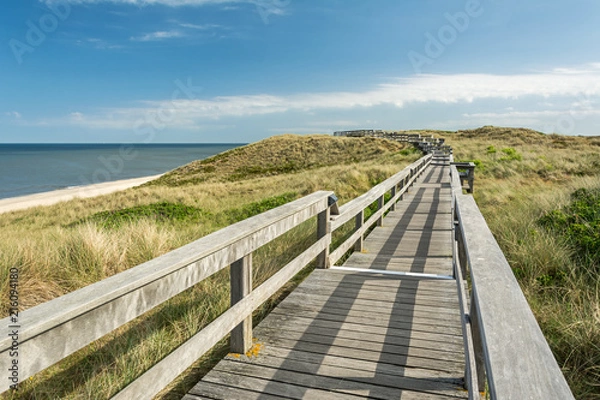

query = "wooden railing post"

[469,298,487,395]
[354,210,364,252]
[390,185,397,211]
[317,207,331,268]
[377,195,384,226]
[230,254,253,354]
[400,177,407,200]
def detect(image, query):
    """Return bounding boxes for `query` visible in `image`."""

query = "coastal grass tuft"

[78,202,208,229]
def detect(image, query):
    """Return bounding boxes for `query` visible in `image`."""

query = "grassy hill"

[151,134,413,185]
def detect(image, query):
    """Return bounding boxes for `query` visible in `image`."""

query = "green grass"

[78,202,208,229]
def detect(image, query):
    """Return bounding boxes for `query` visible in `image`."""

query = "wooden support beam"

[230,254,253,354]
[354,210,364,252]
[316,207,331,268]
[377,195,384,226]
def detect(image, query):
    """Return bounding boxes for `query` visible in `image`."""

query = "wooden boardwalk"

[185,158,468,399]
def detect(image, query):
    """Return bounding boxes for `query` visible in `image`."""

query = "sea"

[0,143,244,200]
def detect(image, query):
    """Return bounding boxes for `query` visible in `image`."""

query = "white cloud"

[32,64,600,132]
[179,22,222,30]
[5,111,22,119]
[130,30,184,41]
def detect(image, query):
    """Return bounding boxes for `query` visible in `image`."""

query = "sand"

[0,175,162,214]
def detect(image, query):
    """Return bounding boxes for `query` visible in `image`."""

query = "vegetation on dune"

[432,126,600,399]
[0,134,415,400]
[151,134,408,186]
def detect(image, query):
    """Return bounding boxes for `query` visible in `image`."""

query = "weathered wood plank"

[268,307,463,337]
[184,381,284,400]
[271,290,462,325]
[231,336,464,374]
[199,368,369,399]
[209,360,466,399]
[253,314,464,353]
[272,293,462,326]
[228,341,462,382]
[254,327,463,364]
[210,359,466,399]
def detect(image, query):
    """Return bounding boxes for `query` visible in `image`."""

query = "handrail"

[451,165,574,399]
[0,190,333,397]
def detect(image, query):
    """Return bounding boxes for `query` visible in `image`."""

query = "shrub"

[539,188,600,260]
[500,147,523,161]
[223,192,298,223]
[79,202,207,229]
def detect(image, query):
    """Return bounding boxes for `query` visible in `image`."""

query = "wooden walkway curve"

[185,156,469,399]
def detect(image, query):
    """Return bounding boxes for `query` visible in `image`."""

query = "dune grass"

[433,126,600,399]
[0,134,417,399]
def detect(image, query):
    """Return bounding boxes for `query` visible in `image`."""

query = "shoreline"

[0,174,162,214]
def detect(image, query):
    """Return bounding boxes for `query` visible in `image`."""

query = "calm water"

[0,144,244,200]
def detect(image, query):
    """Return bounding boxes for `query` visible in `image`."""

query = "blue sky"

[2,0,600,143]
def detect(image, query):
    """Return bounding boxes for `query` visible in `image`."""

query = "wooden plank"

[293,276,460,303]
[223,352,465,395]
[272,287,462,322]
[255,326,463,364]
[209,359,466,399]
[268,307,463,338]
[340,257,453,275]
[184,381,284,400]
[253,313,464,353]
[230,340,462,382]
[240,335,463,374]
[0,191,332,391]
[456,194,574,399]
[206,360,462,399]
[199,368,369,399]
[290,283,460,311]
[273,291,462,325]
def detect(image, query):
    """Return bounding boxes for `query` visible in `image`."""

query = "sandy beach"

[0,174,162,214]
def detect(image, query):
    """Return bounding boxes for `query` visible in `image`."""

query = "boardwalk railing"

[0,155,431,399]
[450,165,574,400]
[329,154,432,265]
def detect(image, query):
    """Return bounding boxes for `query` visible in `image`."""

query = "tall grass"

[436,127,600,399]
[0,134,417,399]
